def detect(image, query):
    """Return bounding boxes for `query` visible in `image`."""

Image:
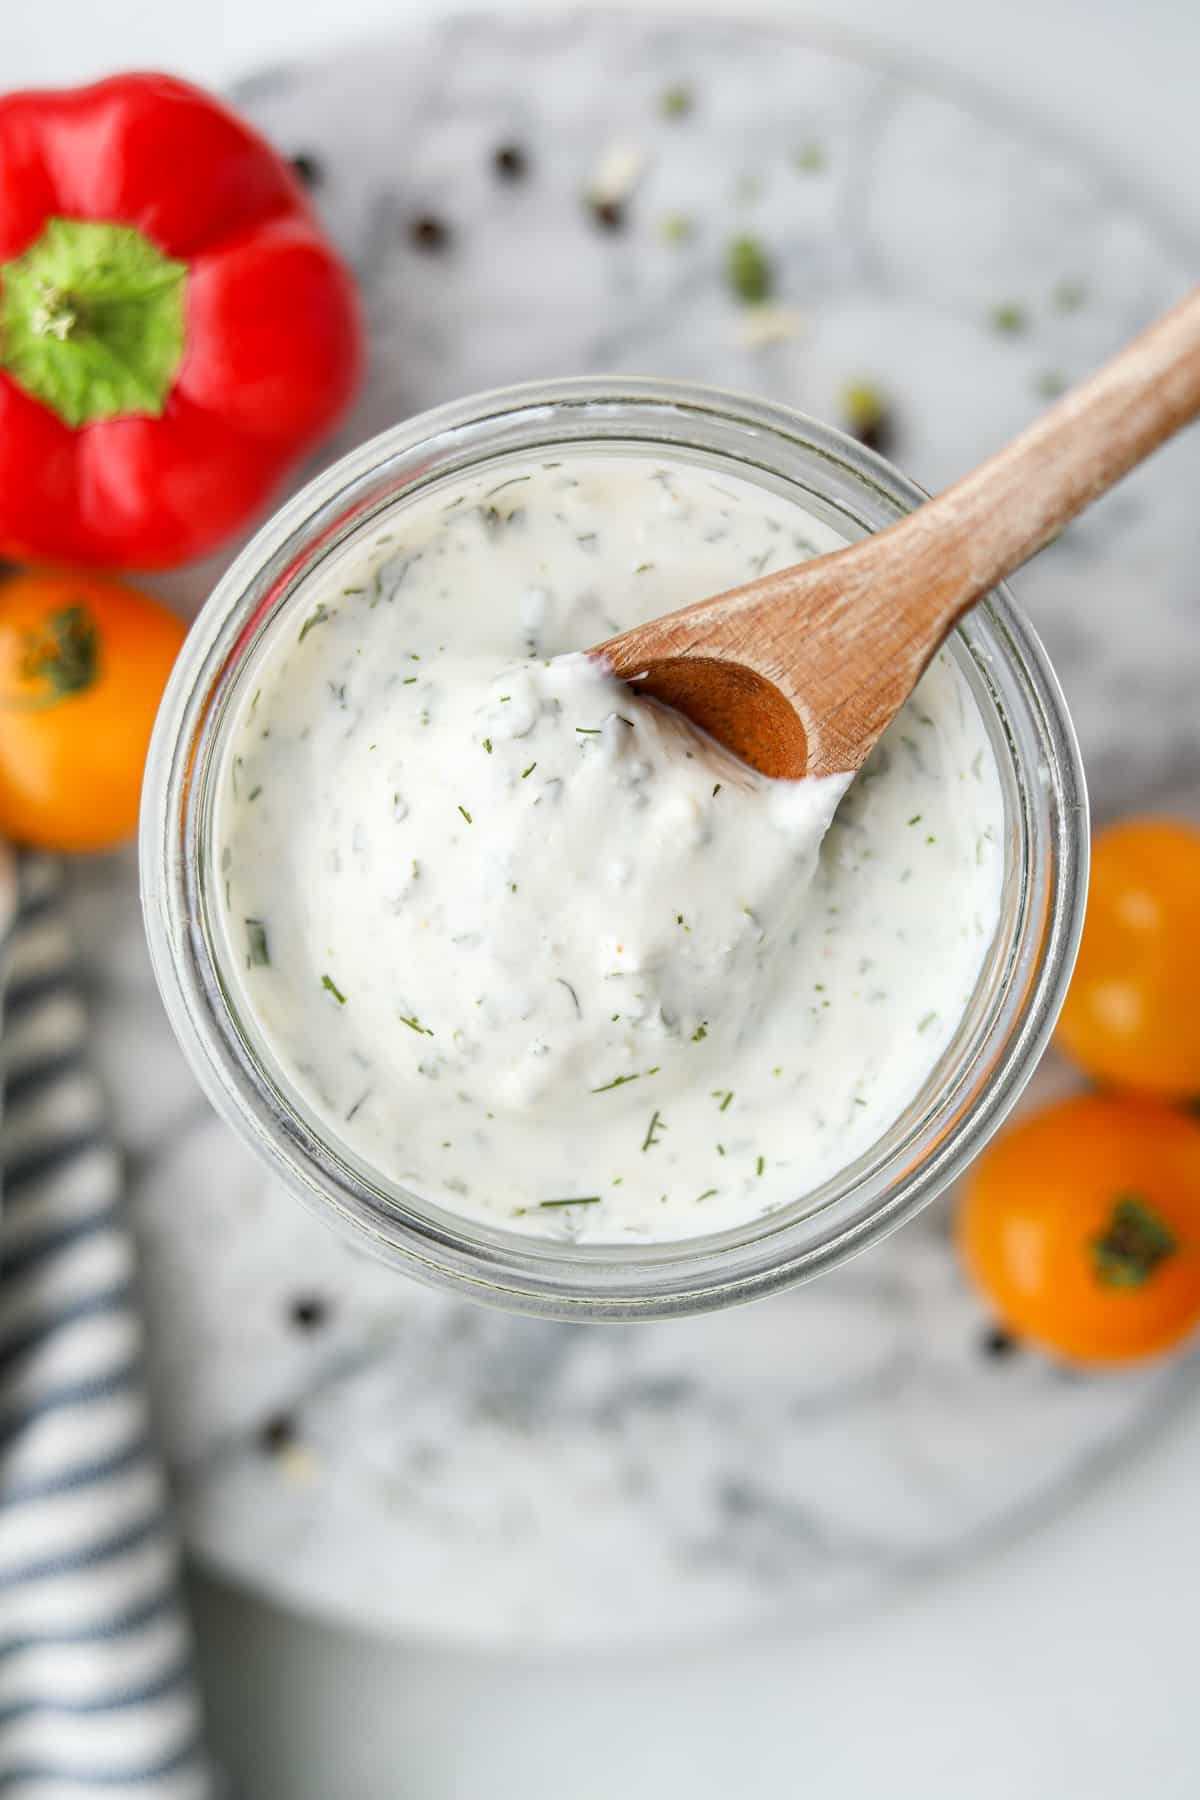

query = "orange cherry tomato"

[1057,818,1200,1098]
[958,1094,1200,1364]
[0,567,186,851]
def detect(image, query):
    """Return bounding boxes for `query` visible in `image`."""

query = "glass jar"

[140,378,1088,1320]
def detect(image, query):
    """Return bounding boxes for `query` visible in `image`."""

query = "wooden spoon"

[595,288,1200,779]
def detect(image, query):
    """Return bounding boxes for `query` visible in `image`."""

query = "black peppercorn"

[590,198,624,232]
[409,213,451,251]
[289,1295,329,1332]
[493,144,528,181]
[981,1325,1019,1358]
[290,153,323,189]
[259,1413,298,1454]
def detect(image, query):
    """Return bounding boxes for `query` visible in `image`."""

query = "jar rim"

[140,377,1088,1320]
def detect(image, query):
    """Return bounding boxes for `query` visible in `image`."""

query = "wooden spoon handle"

[891,285,1200,621]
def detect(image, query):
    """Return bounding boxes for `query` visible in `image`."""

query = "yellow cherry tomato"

[958,1094,1200,1364]
[0,567,185,851]
[1057,818,1200,1098]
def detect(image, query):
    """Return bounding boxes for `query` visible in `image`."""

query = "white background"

[5,2,1199,1795]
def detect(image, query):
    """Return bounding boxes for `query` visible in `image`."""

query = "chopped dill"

[593,1072,639,1093]
[642,1109,666,1151]
[457,805,473,824]
[321,973,347,1005]
[298,603,332,643]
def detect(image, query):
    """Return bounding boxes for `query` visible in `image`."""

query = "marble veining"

[69,12,1200,1644]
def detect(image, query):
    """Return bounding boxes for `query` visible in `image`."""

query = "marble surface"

[71,10,1200,1646]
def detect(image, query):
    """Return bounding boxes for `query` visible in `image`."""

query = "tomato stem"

[1090,1192,1176,1289]
[20,605,100,701]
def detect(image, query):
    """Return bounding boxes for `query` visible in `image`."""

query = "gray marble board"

[70,10,1200,1645]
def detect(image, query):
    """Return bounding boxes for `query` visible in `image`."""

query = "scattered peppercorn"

[659,83,694,119]
[289,152,323,189]
[725,234,771,304]
[989,302,1027,334]
[981,1324,1019,1358]
[589,198,625,232]
[259,1412,298,1453]
[409,213,451,251]
[840,380,895,455]
[493,143,529,181]
[289,1295,330,1332]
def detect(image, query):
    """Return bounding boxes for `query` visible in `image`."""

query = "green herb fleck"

[539,1195,602,1208]
[521,762,537,779]
[659,213,695,246]
[245,918,270,966]
[322,973,347,1005]
[247,785,262,803]
[642,1109,666,1151]
[659,83,693,118]
[840,381,892,451]
[483,737,493,754]
[691,1023,708,1042]
[398,1014,434,1036]
[712,782,722,797]
[713,1089,734,1112]
[575,726,602,734]
[402,676,418,685]
[756,1155,765,1177]
[298,602,332,643]
[726,234,771,305]
[917,1011,937,1033]
[696,1189,718,1203]
[989,301,1027,334]
[1035,369,1069,400]
[457,805,473,824]
[793,141,826,172]
[592,1072,640,1093]
[1052,278,1087,313]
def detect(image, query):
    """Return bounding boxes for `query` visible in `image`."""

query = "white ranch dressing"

[215,455,1004,1243]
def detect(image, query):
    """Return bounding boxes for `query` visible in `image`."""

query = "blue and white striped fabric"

[1,857,213,1798]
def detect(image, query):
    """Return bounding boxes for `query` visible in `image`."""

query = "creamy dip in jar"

[213,452,1005,1243]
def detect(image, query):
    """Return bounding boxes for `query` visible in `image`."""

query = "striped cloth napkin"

[1,856,214,1798]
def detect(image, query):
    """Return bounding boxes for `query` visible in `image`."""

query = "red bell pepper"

[0,73,363,569]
